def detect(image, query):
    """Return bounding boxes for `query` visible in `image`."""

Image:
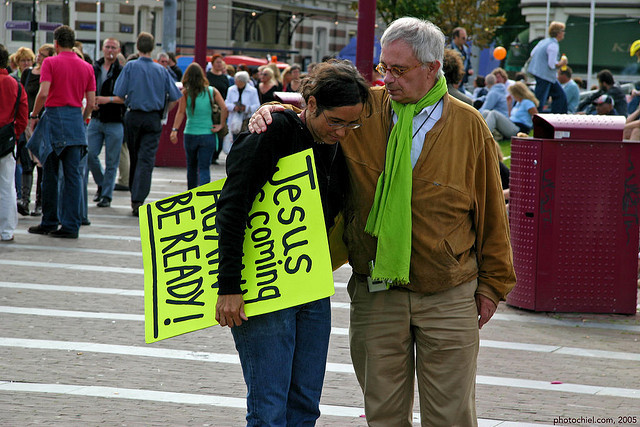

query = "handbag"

[207,87,228,140]
[0,83,22,159]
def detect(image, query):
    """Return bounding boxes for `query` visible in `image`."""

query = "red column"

[194,0,208,69]
[355,0,377,83]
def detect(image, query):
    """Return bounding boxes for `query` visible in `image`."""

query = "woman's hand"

[169,130,178,144]
[215,294,248,328]
[211,124,224,133]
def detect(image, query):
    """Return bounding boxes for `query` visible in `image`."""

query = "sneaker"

[93,186,102,202]
[1,236,14,242]
[28,224,57,235]
[97,197,111,208]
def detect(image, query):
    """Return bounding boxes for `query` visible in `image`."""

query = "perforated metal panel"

[506,139,541,310]
[507,115,639,314]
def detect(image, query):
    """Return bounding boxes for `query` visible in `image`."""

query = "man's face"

[103,39,120,61]
[379,39,438,105]
[595,103,612,115]
[453,30,467,48]
[158,56,169,67]
[557,71,568,84]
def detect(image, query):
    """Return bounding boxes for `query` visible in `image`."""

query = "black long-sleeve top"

[216,110,347,295]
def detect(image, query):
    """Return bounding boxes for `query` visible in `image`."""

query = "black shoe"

[31,205,42,216]
[132,201,143,217]
[81,219,91,226]
[49,228,79,239]
[114,184,129,191]
[17,201,30,216]
[28,224,57,235]
[93,186,102,202]
[97,197,111,208]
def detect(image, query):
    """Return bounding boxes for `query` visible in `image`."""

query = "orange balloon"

[493,46,507,61]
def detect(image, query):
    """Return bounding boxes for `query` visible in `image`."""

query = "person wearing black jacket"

[215,60,369,426]
[576,69,628,117]
[87,38,126,207]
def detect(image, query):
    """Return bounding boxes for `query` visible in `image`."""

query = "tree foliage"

[351,0,506,49]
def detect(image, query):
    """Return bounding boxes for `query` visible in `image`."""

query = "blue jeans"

[183,133,216,189]
[534,77,568,113]
[41,145,84,233]
[231,297,331,427]
[87,119,124,200]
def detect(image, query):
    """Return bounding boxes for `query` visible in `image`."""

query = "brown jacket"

[341,87,515,305]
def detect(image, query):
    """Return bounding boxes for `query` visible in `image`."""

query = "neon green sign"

[140,149,334,343]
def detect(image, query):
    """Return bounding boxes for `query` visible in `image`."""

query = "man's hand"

[211,124,224,133]
[215,294,248,328]
[248,104,285,134]
[475,294,497,330]
[29,117,39,132]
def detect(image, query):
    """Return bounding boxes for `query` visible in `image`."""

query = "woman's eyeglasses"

[322,111,361,130]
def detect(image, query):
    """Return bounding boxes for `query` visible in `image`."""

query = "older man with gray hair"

[250,17,515,425]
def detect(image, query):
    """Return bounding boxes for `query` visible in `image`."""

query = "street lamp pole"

[194,0,208,68]
[355,0,377,83]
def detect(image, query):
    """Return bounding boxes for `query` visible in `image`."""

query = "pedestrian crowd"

[0,17,638,427]
[446,21,640,143]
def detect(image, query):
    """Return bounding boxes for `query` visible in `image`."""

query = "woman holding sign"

[216,60,370,426]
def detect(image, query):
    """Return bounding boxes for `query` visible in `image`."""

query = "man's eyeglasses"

[376,62,423,79]
[322,111,361,130]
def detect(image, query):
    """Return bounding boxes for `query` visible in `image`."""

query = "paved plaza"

[1,157,639,426]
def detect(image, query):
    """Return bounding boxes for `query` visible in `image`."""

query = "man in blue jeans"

[527,21,568,113]
[27,25,95,239]
[113,32,182,216]
[87,37,126,208]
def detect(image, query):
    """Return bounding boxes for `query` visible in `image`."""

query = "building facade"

[1,0,361,67]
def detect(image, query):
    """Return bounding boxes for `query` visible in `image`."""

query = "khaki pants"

[348,276,479,427]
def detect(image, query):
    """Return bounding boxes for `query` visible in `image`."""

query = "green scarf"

[364,76,447,284]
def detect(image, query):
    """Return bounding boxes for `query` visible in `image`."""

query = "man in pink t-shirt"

[26,25,95,239]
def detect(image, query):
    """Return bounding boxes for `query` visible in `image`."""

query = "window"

[11,2,32,43]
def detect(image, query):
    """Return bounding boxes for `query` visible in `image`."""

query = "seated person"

[479,73,509,117]
[482,82,539,140]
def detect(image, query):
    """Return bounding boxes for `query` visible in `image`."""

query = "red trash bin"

[507,114,639,314]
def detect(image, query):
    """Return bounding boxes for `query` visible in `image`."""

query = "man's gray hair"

[380,17,445,78]
[485,73,496,86]
[156,52,169,61]
[234,71,250,84]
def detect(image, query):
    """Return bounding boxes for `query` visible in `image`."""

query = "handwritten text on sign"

[140,149,334,343]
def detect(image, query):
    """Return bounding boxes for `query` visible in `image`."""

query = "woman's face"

[291,69,301,79]
[213,58,225,72]
[305,97,364,145]
[260,72,271,83]
[19,57,33,72]
[36,50,50,65]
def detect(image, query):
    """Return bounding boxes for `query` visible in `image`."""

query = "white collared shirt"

[392,99,444,168]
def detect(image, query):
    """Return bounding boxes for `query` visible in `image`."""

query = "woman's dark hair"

[182,63,209,114]
[443,48,464,85]
[300,59,370,116]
